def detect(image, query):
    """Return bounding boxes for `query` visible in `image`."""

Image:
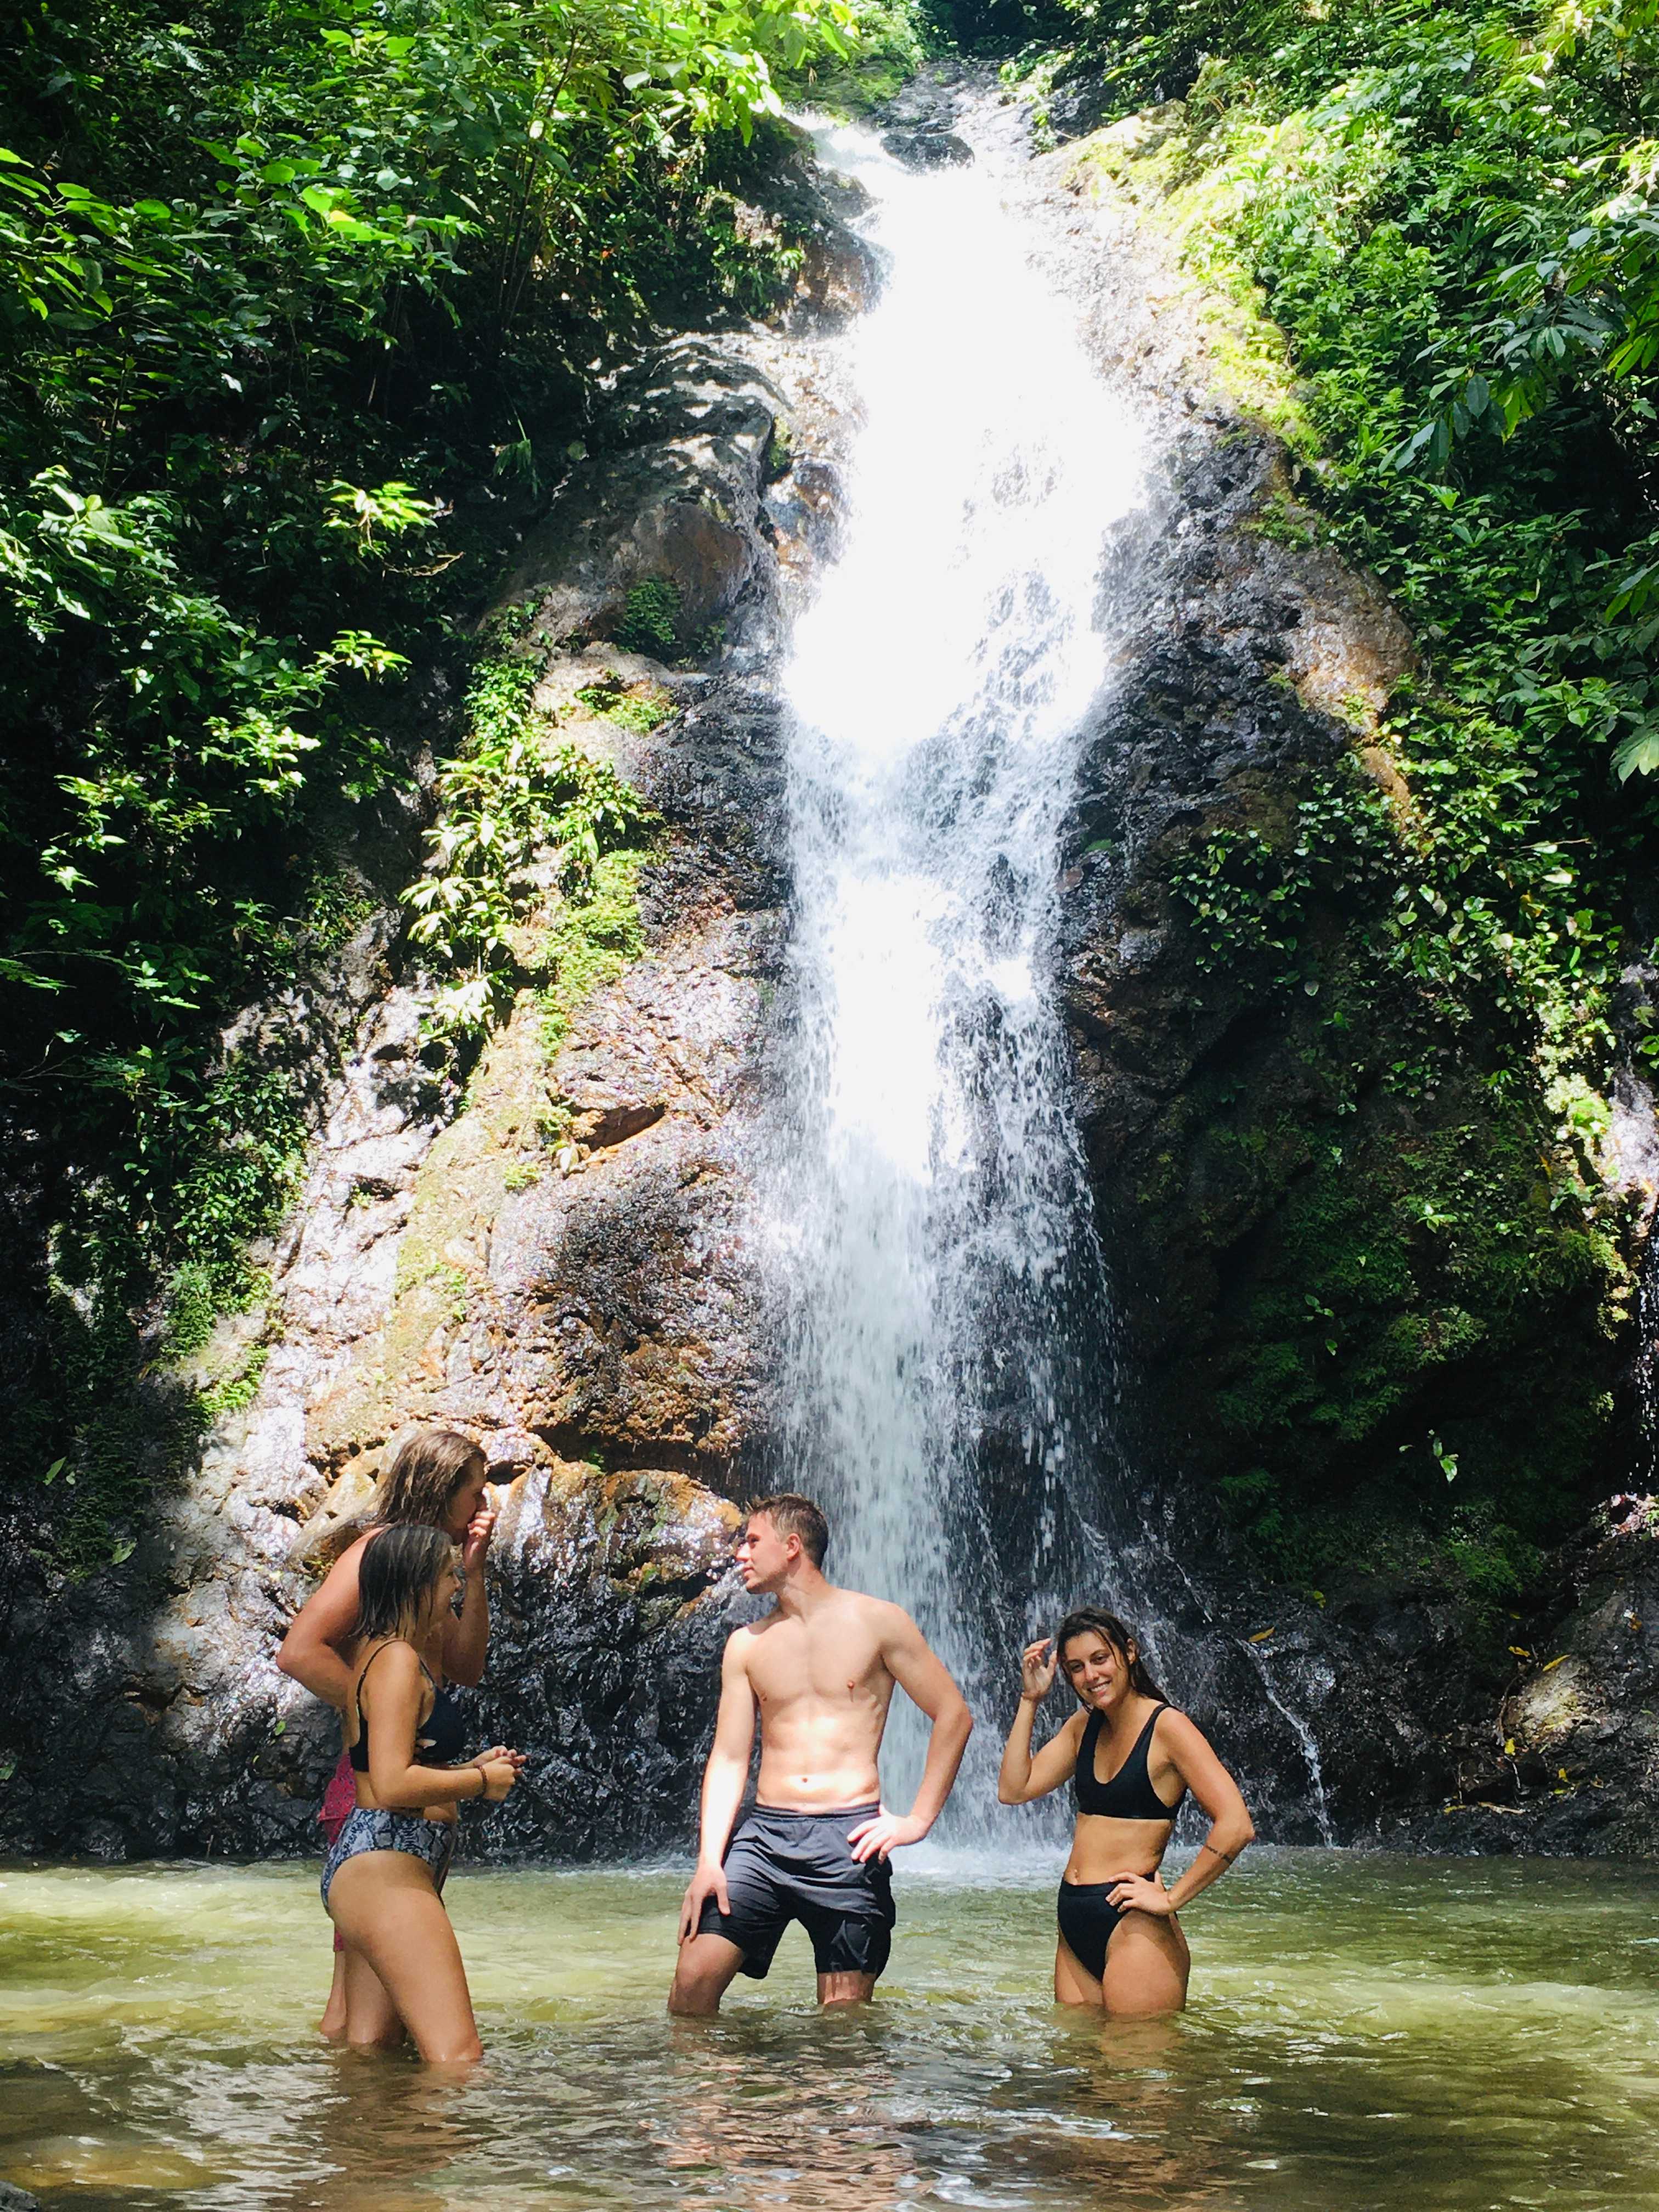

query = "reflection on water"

[3,1850,1659,2209]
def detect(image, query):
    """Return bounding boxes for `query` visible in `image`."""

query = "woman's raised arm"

[998,1638,1086,1804]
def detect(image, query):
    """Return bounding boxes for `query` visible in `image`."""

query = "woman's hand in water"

[1106,1870,1174,1917]
[473,1747,523,1802]
[1019,1637,1058,1703]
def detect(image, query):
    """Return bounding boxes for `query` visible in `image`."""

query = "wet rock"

[0,2178,42,2210]
[1381,1502,1659,1853]
[881,126,973,169]
[503,339,786,650]
[0,187,831,1862]
[464,1463,743,1856]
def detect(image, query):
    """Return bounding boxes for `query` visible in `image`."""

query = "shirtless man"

[669,1492,973,2013]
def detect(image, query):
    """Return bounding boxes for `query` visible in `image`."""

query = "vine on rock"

[404,653,658,1042]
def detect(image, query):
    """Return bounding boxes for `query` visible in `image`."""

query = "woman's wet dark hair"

[1054,1606,1168,1705]
[352,1523,456,1644]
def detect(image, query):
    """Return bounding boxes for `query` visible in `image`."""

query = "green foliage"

[1036,0,1659,786]
[779,0,934,107]
[1167,746,1625,1131]
[200,1345,271,1419]
[1154,1008,1629,1602]
[405,651,657,1037]
[577,675,673,730]
[613,577,685,654]
[298,869,377,953]
[31,1269,202,1576]
[1157,747,1633,1593]
[2,0,867,1566]
[539,849,650,1056]
[1026,0,1659,1589]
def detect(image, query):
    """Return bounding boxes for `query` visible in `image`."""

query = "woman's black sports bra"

[349,1641,469,1773]
[1074,1703,1186,1821]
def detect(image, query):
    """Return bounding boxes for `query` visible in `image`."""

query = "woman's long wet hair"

[1054,1607,1169,1705]
[372,1426,483,1531]
[352,1524,456,1645]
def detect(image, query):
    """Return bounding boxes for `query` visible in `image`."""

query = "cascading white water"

[758,119,1152,1836]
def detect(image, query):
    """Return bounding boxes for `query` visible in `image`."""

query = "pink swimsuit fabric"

[319,1751,357,1953]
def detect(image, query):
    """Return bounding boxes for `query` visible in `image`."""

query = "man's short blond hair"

[749,1492,828,1567]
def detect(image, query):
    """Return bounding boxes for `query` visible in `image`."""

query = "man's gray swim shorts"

[695,1801,896,1980]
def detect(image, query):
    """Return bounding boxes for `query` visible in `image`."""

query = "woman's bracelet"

[470,1759,488,1799]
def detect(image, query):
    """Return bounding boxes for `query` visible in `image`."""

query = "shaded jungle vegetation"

[0,0,875,1565]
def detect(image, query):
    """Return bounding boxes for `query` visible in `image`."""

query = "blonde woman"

[278,1427,496,2036]
[321,1523,522,2061]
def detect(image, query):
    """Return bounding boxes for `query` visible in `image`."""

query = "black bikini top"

[349,1641,469,1773]
[1074,1703,1186,1821]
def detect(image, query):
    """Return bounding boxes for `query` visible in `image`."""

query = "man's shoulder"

[831,1587,917,1639]
[724,1612,779,1658]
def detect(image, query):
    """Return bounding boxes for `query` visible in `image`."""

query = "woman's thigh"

[328,1853,481,2066]
[340,1943,404,2051]
[1054,1936,1104,2008]
[1100,1912,1190,2017]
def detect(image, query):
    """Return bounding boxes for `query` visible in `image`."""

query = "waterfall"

[758,118,1151,1835]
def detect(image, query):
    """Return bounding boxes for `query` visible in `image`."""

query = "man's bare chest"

[747,1628,890,1712]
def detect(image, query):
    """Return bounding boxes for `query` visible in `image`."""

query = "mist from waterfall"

[757,119,1152,1837]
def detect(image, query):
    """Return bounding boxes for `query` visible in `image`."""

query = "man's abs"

[754,1730,883,1813]
[744,1598,896,1811]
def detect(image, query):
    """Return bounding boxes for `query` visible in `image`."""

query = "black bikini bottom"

[1056,1881,1124,1982]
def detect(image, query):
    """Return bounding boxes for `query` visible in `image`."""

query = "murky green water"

[2,1849,1657,2210]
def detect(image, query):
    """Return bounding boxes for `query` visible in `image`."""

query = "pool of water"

[2,1848,1657,2210]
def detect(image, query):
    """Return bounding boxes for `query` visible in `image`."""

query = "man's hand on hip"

[678,1860,730,1942]
[847,1808,927,1864]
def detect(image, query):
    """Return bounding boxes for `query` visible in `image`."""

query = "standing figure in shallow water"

[669,1492,973,2014]
[321,1522,523,2062]
[277,1425,498,2037]
[998,1607,1254,2013]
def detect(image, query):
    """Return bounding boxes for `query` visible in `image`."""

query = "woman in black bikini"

[321,1525,523,2063]
[998,1607,1254,2014]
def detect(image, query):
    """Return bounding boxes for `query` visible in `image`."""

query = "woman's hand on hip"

[1106,1871,1173,1917]
[1019,1637,1058,1702]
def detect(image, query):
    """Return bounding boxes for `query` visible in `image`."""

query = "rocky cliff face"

[0,139,872,1861]
[1020,91,1659,1846]
[3,75,1656,1864]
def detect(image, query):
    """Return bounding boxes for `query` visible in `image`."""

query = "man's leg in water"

[669,1932,747,2017]
[816,1971,877,2006]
